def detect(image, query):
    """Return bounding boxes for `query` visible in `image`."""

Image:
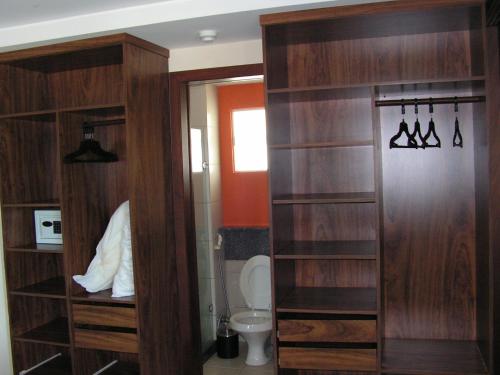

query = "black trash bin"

[216,319,239,358]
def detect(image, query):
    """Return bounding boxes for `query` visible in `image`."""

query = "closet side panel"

[123,44,177,374]
[381,104,477,340]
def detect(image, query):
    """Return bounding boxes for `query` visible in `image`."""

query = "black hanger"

[453,97,464,148]
[422,98,441,148]
[64,124,118,163]
[411,99,426,149]
[390,100,418,149]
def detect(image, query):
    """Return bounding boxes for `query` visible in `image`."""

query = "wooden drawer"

[278,319,376,343]
[279,347,376,371]
[74,329,138,353]
[73,304,136,328]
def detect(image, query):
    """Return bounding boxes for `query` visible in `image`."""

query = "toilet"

[230,255,272,366]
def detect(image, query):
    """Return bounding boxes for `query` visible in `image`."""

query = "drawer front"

[279,347,376,371]
[278,319,376,343]
[73,304,136,328]
[74,329,138,353]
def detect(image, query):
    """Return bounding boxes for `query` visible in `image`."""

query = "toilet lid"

[240,255,271,309]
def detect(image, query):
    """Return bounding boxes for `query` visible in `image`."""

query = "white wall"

[0,210,13,375]
[169,39,262,72]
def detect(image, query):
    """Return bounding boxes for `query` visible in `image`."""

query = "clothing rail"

[375,95,485,107]
[19,353,62,374]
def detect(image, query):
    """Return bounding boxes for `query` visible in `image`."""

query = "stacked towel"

[73,201,135,297]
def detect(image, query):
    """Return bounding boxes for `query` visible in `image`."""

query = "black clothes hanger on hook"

[64,124,118,163]
[390,100,418,149]
[422,98,441,148]
[411,99,427,149]
[453,97,464,148]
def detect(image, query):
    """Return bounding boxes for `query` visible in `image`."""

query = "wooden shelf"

[274,240,377,259]
[10,277,66,299]
[72,289,135,305]
[2,201,60,208]
[6,244,64,254]
[59,103,125,114]
[97,361,140,375]
[266,76,486,94]
[270,141,373,150]
[382,339,488,375]
[14,317,70,347]
[27,355,72,375]
[272,192,376,205]
[277,287,377,315]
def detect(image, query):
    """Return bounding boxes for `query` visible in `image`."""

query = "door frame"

[169,63,263,374]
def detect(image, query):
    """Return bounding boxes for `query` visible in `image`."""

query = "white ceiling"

[0,0,384,51]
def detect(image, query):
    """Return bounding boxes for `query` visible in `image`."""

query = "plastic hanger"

[64,125,118,163]
[411,100,427,149]
[390,101,418,149]
[422,98,441,148]
[453,97,464,148]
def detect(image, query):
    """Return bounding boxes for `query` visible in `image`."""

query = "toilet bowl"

[229,255,272,366]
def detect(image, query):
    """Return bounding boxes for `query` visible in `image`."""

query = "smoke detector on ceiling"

[198,30,217,43]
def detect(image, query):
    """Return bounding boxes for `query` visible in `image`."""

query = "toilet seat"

[230,310,272,333]
[239,255,271,310]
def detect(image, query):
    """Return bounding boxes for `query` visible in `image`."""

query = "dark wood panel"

[28,354,73,375]
[382,339,488,374]
[123,43,175,374]
[274,240,376,259]
[0,118,59,203]
[73,348,138,375]
[295,260,376,288]
[5,252,64,290]
[73,304,136,328]
[6,244,64,254]
[74,329,138,353]
[270,148,375,196]
[15,317,70,347]
[267,90,372,145]
[277,287,377,314]
[381,99,477,340]
[279,319,376,342]
[286,203,377,242]
[10,277,66,299]
[280,371,375,375]
[279,347,376,371]
[273,193,375,204]
[12,342,71,375]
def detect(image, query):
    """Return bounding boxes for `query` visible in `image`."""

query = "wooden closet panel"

[5,252,64,290]
[0,64,53,115]
[381,103,476,340]
[279,91,372,145]
[279,371,375,375]
[290,204,377,241]
[12,343,71,375]
[295,260,376,288]
[74,348,138,375]
[286,31,475,88]
[0,118,59,204]
[123,43,175,374]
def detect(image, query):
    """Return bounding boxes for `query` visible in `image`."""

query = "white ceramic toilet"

[230,255,272,366]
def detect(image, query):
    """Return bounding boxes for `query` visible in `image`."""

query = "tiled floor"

[204,343,274,375]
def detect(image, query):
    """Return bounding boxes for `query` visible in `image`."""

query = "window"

[232,108,268,172]
[190,128,203,173]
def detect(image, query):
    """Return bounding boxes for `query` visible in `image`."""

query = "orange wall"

[218,83,269,227]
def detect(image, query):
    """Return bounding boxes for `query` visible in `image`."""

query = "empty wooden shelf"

[274,240,377,259]
[272,192,376,205]
[10,277,66,299]
[14,318,70,347]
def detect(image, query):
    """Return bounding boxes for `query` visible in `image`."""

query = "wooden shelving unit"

[0,34,188,375]
[262,0,498,374]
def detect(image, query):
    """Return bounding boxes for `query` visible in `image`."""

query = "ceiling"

[0,0,383,52]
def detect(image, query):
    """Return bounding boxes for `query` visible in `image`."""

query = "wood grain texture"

[5,252,64,290]
[73,348,138,375]
[381,99,477,340]
[279,319,376,343]
[279,347,377,371]
[382,338,488,374]
[73,305,136,329]
[274,240,376,259]
[74,329,138,354]
[11,342,70,375]
[123,43,175,374]
[295,260,376,288]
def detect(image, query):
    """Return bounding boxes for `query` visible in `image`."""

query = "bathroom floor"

[204,343,274,375]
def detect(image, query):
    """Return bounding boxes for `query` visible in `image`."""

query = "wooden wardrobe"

[0,34,198,375]
[261,0,499,374]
